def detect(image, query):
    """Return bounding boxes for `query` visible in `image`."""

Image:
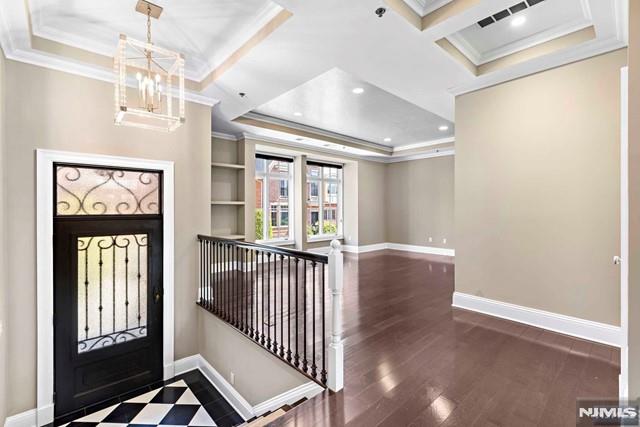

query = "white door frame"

[36,149,175,426]
[620,66,629,399]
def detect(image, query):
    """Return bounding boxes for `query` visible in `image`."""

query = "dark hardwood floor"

[272,250,620,427]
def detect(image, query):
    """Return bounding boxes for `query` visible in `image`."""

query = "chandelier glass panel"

[114,1,185,132]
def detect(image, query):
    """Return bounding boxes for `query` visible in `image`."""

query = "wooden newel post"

[328,239,344,392]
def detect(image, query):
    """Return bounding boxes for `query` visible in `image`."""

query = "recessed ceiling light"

[293,112,303,117]
[352,87,365,94]
[511,16,526,27]
[383,137,392,143]
[439,125,449,131]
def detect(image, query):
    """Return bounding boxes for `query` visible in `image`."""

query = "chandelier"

[114,0,185,132]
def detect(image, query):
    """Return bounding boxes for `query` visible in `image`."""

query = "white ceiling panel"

[28,0,282,79]
[253,68,454,147]
[448,0,592,64]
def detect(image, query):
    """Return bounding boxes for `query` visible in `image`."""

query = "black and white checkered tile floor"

[56,371,244,427]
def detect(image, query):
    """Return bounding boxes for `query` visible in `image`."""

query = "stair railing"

[197,235,344,392]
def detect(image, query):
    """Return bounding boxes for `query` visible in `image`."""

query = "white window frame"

[256,156,294,244]
[306,163,343,240]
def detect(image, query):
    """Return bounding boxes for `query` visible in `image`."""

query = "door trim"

[620,66,629,399]
[36,149,175,426]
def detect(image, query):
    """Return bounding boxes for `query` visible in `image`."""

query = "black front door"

[53,164,164,418]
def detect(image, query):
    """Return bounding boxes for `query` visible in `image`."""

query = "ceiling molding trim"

[0,0,218,107]
[194,3,285,82]
[199,9,293,89]
[242,132,374,162]
[241,131,456,164]
[211,131,240,141]
[402,0,454,17]
[449,35,627,96]
[27,1,287,83]
[449,19,595,67]
[384,148,455,163]
[394,136,455,152]
[239,112,394,154]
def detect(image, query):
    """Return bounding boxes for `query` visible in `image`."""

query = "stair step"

[246,409,286,427]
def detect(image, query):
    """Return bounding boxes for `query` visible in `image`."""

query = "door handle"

[614,256,623,265]
[154,289,162,304]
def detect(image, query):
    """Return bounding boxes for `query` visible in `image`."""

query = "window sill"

[307,235,344,243]
[258,239,296,247]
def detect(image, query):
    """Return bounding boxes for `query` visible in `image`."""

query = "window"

[255,155,294,242]
[306,162,342,238]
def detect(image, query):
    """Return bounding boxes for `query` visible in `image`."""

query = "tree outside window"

[255,157,293,242]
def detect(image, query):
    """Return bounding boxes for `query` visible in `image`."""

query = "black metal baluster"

[83,240,89,340]
[243,248,248,333]
[294,258,300,367]
[287,256,292,362]
[236,246,240,328]
[99,245,104,336]
[273,254,278,353]
[112,238,116,334]
[302,259,308,373]
[267,252,272,350]
[136,241,140,328]
[321,263,327,384]
[204,240,208,308]
[125,244,129,330]
[311,261,317,379]
[261,251,265,346]
[279,254,285,357]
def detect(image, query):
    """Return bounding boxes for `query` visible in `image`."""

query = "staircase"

[242,399,306,426]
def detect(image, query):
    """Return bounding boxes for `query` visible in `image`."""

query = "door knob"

[154,289,161,303]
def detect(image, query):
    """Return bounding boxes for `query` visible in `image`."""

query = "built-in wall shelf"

[211,134,251,242]
[211,201,245,206]
[211,162,245,169]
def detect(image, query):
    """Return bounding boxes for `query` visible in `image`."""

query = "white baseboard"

[251,380,323,417]
[4,355,322,427]
[192,355,254,421]
[174,354,323,420]
[4,409,36,427]
[4,404,53,427]
[342,242,455,256]
[452,292,621,347]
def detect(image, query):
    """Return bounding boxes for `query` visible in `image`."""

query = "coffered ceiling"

[0,0,628,161]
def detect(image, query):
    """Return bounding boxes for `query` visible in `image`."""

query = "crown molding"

[211,131,241,141]
[449,35,626,96]
[27,0,285,84]
[240,112,394,154]
[394,136,455,152]
[243,131,455,164]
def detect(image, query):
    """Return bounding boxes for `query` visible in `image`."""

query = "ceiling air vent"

[476,0,545,28]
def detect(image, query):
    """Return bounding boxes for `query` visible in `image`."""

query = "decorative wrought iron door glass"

[56,165,161,215]
[77,234,148,353]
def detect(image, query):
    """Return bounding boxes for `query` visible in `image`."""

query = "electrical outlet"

[443,238,447,244]
[428,237,433,243]
[230,372,235,385]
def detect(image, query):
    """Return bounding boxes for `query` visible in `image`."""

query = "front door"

[53,164,164,417]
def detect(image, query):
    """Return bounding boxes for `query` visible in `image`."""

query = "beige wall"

[628,1,640,398]
[455,49,626,326]
[357,160,388,246]
[3,60,211,416]
[386,156,454,249]
[198,313,309,406]
[0,47,7,427]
